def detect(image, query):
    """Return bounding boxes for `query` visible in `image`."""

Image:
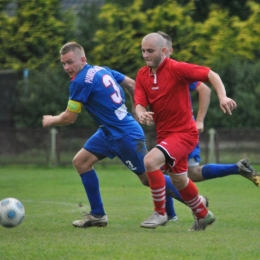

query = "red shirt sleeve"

[173,61,210,84]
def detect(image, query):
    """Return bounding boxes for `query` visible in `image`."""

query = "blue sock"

[80,169,105,216]
[165,195,177,218]
[201,164,239,180]
[164,175,185,204]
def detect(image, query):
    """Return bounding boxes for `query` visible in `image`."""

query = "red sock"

[147,169,166,215]
[178,179,208,219]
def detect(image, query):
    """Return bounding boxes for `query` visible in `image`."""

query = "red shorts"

[157,131,198,174]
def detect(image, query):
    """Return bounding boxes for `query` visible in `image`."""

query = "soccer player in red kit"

[134,32,237,230]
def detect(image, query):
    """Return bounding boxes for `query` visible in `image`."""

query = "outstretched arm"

[208,70,237,115]
[42,109,78,127]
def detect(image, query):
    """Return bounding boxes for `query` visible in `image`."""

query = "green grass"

[0,164,260,260]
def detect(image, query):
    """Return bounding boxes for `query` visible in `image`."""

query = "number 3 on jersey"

[103,75,122,104]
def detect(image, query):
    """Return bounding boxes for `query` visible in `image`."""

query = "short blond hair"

[60,42,86,57]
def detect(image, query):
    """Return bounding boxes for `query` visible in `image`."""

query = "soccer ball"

[0,198,25,228]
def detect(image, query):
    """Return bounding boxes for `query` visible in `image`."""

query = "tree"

[13,66,97,128]
[14,67,68,128]
[5,0,260,128]
[92,0,260,128]
[170,0,260,21]
[92,0,147,78]
[0,0,75,70]
[75,1,104,60]
[203,58,260,129]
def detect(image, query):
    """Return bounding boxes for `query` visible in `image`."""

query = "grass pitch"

[0,164,260,260]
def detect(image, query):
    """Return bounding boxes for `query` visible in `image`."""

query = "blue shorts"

[188,142,201,166]
[83,127,147,175]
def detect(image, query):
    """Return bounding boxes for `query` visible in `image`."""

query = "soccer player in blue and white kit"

[42,41,196,228]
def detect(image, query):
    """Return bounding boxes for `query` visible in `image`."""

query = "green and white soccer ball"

[0,198,25,228]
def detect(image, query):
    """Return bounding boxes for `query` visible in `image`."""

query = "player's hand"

[219,97,237,115]
[42,115,53,127]
[196,121,204,133]
[138,111,154,126]
[145,119,155,126]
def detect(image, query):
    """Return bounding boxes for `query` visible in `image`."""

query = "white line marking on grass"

[22,199,83,207]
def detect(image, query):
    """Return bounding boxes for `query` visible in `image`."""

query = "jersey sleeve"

[174,62,210,84]
[69,78,91,105]
[103,67,125,84]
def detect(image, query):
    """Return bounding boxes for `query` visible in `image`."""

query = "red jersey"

[134,58,210,141]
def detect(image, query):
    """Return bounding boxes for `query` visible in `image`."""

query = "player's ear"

[81,56,86,63]
[162,47,167,55]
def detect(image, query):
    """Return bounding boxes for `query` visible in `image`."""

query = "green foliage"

[93,0,260,69]
[75,1,104,59]
[144,1,260,66]
[189,2,260,66]
[220,59,260,128]
[145,1,197,62]
[13,67,68,127]
[92,0,260,129]
[92,0,147,78]
[105,0,163,10]
[195,58,260,129]
[0,0,75,70]
[2,0,260,128]
[174,0,260,21]
[184,6,237,65]
[0,0,96,128]
[234,1,260,60]
[13,67,96,128]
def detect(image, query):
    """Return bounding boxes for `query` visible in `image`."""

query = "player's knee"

[143,154,157,169]
[72,155,86,171]
[72,156,79,169]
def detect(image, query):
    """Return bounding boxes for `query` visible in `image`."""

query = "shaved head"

[142,33,166,49]
[141,33,167,71]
